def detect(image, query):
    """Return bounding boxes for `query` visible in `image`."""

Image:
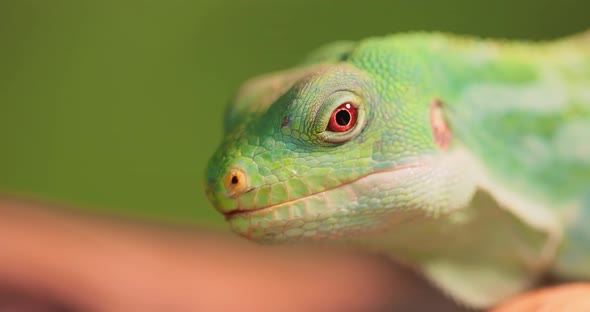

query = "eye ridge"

[326,102,357,132]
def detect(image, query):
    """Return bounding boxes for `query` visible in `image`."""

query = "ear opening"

[430,98,451,150]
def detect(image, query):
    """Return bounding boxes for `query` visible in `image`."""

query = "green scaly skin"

[205,31,590,307]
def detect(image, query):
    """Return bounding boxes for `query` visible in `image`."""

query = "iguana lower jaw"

[214,161,446,243]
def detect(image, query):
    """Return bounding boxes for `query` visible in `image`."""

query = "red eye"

[327,103,357,132]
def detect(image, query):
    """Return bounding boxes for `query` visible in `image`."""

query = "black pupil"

[335,110,351,126]
[231,176,239,184]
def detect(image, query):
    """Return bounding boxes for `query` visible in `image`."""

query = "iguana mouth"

[222,162,421,219]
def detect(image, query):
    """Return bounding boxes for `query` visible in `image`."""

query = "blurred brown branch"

[0,196,588,311]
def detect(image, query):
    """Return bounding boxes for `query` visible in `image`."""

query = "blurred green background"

[0,0,587,228]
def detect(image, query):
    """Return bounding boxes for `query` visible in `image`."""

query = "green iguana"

[205,31,590,308]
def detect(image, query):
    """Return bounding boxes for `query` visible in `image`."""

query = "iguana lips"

[221,162,421,219]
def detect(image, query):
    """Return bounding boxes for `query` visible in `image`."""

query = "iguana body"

[205,31,590,307]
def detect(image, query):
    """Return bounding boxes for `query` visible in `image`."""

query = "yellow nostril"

[223,167,248,198]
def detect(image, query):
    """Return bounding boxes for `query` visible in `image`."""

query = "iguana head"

[205,40,471,243]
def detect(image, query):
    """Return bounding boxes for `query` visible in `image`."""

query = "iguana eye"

[327,103,357,132]
[313,90,366,144]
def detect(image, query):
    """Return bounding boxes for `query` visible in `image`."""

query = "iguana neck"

[421,33,590,223]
